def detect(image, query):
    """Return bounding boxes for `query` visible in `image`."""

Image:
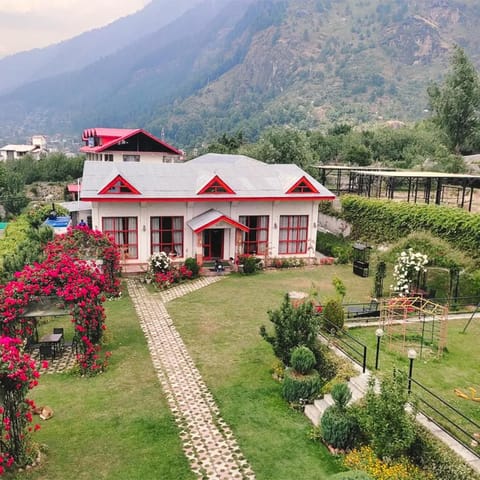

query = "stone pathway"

[30,345,77,374]
[127,278,256,480]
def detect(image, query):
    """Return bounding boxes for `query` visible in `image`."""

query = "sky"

[0,0,151,58]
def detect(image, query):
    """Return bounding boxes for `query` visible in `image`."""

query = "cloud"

[0,0,151,57]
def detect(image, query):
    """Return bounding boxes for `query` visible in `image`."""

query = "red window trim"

[102,216,138,259]
[150,216,184,257]
[286,176,319,194]
[278,215,308,254]
[239,215,269,255]
[197,175,235,194]
[98,174,140,195]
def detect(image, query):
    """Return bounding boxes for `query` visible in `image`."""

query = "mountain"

[1,0,480,148]
[0,0,202,95]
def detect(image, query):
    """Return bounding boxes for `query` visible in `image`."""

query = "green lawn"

[167,266,371,479]
[348,318,480,450]
[12,263,474,479]
[12,287,194,480]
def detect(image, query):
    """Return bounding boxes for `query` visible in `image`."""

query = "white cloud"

[0,0,150,57]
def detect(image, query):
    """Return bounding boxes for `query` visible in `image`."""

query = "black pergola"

[316,165,480,211]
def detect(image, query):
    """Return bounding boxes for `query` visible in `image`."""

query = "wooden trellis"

[381,296,448,359]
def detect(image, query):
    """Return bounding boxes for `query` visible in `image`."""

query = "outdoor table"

[39,333,63,359]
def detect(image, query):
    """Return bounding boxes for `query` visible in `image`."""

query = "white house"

[0,134,48,161]
[80,153,335,268]
[80,127,183,163]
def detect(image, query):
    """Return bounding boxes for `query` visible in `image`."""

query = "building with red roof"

[80,127,183,163]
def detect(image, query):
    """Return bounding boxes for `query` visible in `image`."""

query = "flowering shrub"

[270,257,306,269]
[0,337,45,473]
[0,254,110,376]
[344,446,434,480]
[391,248,428,296]
[154,264,193,289]
[148,252,171,274]
[46,226,121,296]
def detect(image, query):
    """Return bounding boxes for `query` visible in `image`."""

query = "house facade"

[80,153,335,267]
[80,128,183,163]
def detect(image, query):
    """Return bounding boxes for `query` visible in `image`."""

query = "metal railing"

[409,377,480,457]
[321,316,368,373]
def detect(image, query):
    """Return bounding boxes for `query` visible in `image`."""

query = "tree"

[250,127,313,168]
[428,45,480,153]
[364,372,416,460]
[260,294,319,365]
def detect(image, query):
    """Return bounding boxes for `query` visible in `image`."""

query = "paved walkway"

[127,278,256,480]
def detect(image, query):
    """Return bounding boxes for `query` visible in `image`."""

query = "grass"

[167,265,371,479]
[12,262,475,478]
[11,287,194,480]
[348,318,480,450]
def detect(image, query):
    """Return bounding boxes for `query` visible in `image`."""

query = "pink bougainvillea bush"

[0,253,110,376]
[0,337,45,473]
[45,226,121,296]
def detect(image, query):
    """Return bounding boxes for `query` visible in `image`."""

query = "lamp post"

[375,328,384,370]
[407,348,417,394]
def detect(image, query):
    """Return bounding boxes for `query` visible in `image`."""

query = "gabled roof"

[80,127,181,155]
[98,174,141,195]
[187,209,249,233]
[197,175,235,194]
[81,153,335,202]
[286,176,319,194]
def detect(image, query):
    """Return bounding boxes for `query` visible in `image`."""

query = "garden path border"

[127,278,256,480]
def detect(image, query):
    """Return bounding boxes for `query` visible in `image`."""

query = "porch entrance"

[203,229,224,260]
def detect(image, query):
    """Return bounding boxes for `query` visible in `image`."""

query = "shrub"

[322,298,345,332]
[184,257,200,277]
[312,339,338,382]
[340,195,480,261]
[331,382,352,410]
[291,346,316,374]
[260,294,320,365]
[316,231,351,258]
[321,384,359,451]
[282,368,322,403]
[408,423,480,480]
[241,254,259,274]
[321,406,360,451]
[332,245,353,264]
[364,372,416,460]
[344,446,434,480]
[148,251,171,274]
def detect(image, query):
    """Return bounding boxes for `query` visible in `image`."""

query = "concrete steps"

[304,372,373,426]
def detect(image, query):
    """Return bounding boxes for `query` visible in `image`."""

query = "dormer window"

[286,176,319,194]
[198,175,235,195]
[99,175,140,195]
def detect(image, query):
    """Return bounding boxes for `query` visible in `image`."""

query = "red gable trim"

[81,128,181,155]
[193,215,249,234]
[98,175,141,195]
[197,175,235,194]
[286,176,319,194]
[81,195,335,203]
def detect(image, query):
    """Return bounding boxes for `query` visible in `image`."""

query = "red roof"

[80,127,181,155]
[67,183,80,193]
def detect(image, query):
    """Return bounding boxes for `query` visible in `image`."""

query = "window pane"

[151,216,184,257]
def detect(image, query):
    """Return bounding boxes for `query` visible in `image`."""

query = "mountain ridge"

[1,0,479,148]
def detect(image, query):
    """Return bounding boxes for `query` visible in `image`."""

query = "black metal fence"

[409,377,480,457]
[321,317,368,373]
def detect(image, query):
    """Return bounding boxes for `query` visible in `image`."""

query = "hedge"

[341,196,480,260]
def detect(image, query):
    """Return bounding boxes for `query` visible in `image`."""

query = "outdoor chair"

[53,327,65,351]
[39,344,54,360]
[346,299,380,319]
